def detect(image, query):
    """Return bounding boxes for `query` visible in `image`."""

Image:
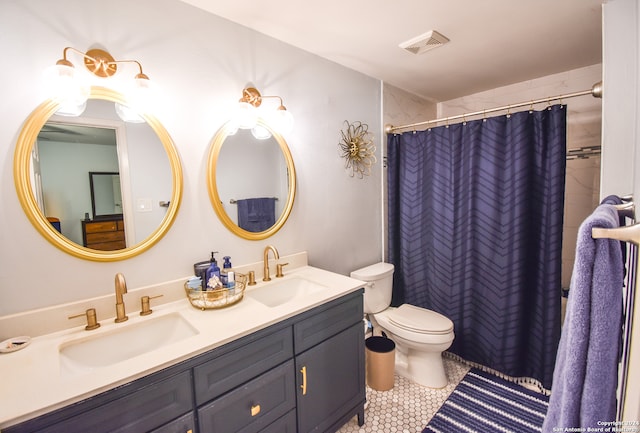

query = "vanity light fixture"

[232,87,294,136]
[43,47,153,122]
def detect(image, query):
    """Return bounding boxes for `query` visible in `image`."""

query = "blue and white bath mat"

[423,368,549,433]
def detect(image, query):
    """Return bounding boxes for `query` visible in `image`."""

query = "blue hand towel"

[542,204,624,431]
[237,197,276,232]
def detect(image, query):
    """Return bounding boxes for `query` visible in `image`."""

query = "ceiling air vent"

[399,30,450,55]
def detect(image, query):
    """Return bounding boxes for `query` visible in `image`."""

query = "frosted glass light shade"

[55,100,87,117]
[268,108,294,134]
[125,76,155,115]
[234,101,258,129]
[42,63,90,106]
[251,124,272,140]
[115,102,145,123]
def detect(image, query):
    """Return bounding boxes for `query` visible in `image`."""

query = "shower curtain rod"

[385,81,603,134]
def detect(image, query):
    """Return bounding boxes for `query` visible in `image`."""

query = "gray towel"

[542,204,624,431]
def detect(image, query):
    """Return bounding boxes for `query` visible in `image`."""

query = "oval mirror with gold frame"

[14,87,183,261]
[207,120,296,240]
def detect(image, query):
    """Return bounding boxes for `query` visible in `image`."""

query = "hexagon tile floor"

[337,357,471,433]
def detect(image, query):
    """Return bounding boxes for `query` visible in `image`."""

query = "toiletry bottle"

[205,252,221,289]
[193,260,210,290]
[221,256,233,288]
[227,271,236,295]
[223,256,232,270]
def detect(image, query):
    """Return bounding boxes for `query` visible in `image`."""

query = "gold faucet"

[114,273,128,323]
[263,245,280,281]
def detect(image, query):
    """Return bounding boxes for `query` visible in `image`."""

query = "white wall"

[602,0,638,199]
[0,0,382,316]
[602,0,640,422]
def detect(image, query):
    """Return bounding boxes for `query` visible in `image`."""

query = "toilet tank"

[350,262,394,314]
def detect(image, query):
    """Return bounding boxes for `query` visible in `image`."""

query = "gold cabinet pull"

[187,430,192,433]
[300,366,307,395]
[251,404,261,416]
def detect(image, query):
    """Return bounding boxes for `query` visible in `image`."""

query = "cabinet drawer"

[194,326,293,405]
[86,240,127,250]
[7,371,193,433]
[85,221,119,233]
[150,411,195,433]
[198,360,295,433]
[294,290,363,354]
[86,230,125,244]
[261,409,297,433]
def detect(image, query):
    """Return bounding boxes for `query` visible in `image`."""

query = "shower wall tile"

[562,159,601,287]
[438,64,601,120]
[383,83,437,128]
[382,83,436,260]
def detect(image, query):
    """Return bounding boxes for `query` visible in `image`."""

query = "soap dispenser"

[205,252,221,289]
[223,256,232,270]
[221,256,233,288]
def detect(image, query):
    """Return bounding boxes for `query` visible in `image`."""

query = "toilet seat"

[387,304,453,335]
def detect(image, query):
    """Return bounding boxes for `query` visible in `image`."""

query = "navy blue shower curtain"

[387,105,566,389]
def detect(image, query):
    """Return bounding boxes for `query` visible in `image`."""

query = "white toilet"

[351,262,454,388]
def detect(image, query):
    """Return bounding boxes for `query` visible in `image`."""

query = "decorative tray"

[184,272,247,310]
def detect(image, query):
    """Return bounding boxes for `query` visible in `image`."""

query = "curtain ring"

[445,117,449,128]
[462,113,467,125]
[506,105,511,119]
[529,101,534,113]
[482,110,487,122]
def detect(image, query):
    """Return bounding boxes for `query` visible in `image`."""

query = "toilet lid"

[351,262,394,280]
[387,304,453,335]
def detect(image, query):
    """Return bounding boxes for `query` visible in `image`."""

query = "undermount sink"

[247,277,327,307]
[59,312,198,375]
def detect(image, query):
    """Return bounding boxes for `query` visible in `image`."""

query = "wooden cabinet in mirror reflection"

[82,217,125,250]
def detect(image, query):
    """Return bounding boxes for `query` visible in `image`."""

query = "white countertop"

[0,263,364,429]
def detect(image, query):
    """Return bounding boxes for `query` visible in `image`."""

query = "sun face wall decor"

[338,120,376,178]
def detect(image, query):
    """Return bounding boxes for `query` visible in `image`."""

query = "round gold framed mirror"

[13,87,183,261]
[207,120,296,240]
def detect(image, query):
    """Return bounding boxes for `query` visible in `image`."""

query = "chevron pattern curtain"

[387,105,566,389]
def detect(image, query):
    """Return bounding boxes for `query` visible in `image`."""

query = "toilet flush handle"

[364,281,375,291]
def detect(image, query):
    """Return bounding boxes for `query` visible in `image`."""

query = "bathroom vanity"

[0,261,365,433]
